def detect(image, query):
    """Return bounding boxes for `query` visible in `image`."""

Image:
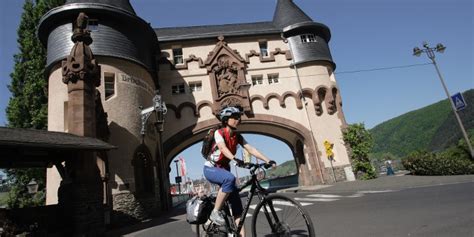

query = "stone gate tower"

[39,0,163,222]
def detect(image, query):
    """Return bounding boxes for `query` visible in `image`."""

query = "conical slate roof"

[273,0,313,29]
[65,0,136,15]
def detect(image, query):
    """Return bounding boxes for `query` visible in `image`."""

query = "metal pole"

[430,58,474,158]
[174,160,181,194]
[329,158,337,182]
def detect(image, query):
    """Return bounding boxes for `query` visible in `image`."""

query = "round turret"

[38,0,158,77]
[273,0,335,69]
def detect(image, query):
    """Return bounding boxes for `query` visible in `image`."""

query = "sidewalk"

[278,173,474,193]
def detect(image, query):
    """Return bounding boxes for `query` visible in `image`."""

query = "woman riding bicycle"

[203,106,276,237]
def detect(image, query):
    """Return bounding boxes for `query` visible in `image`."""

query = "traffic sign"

[451,92,467,111]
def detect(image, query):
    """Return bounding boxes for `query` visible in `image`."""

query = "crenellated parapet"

[165,85,342,119]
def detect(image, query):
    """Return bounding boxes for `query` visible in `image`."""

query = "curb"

[276,174,474,193]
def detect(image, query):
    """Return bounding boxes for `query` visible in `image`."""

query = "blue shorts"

[203,166,243,217]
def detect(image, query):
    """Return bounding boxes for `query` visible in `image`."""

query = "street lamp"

[140,92,167,136]
[27,179,38,194]
[413,42,474,158]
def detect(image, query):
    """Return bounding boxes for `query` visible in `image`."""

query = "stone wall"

[111,192,160,225]
[325,165,352,183]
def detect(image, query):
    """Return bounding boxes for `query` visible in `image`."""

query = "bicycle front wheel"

[251,194,315,237]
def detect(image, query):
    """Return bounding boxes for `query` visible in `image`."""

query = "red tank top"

[215,128,242,170]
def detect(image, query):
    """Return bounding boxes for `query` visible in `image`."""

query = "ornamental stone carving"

[205,36,251,114]
[62,12,100,87]
[214,56,239,96]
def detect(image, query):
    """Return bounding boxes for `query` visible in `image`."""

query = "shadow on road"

[106,204,187,236]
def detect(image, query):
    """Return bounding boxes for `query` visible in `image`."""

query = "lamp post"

[27,179,39,194]
[140,91,171,209]
[413,42,474,158]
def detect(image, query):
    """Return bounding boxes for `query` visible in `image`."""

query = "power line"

[248,62,433,80]
[335,63,432,75]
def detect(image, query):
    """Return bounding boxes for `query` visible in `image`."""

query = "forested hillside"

[267,160,296,177]
[371,89,474,157]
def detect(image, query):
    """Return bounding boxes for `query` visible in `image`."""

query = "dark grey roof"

[65,0,136,15]
[38,0,159,79]
[154,0,321,42]
[273,0,313,29]
[156,22,280,42]
[0,127,116,151]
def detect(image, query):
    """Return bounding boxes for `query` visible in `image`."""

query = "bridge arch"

[163,114,327,186]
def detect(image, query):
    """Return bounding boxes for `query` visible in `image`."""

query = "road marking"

[249,204,282,212]
[358,190,395,194]
[295,197,339,202]
[346,193,364,198]
[272,200,313,206]
[307,194,342,198]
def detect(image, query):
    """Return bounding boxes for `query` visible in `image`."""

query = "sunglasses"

[230,114,241,120]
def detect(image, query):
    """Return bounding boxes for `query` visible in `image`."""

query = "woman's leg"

[203,166,238,225]
[215,187,229,210]
[228,190,244,236]
[234,216,245,237]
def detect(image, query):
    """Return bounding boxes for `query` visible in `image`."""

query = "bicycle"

[193,161,315,237]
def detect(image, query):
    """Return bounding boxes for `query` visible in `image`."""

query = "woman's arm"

[242,141,271,164]
[216,141,239,161]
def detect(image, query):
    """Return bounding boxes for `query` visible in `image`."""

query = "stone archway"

[163,114,329,186]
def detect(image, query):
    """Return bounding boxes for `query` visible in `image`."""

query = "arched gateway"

[39,0,352,222]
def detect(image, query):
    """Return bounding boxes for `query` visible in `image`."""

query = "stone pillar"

[59,12,104,236]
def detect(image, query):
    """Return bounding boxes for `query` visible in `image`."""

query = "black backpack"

[201,126,221,159]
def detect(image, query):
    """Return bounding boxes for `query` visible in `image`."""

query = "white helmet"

[218,106,242,121]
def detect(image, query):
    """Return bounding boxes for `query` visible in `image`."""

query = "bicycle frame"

[226,166,281,235]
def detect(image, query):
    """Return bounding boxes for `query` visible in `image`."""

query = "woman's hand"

[264,160,277,169]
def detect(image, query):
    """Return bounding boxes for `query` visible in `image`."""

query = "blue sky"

[1,0,473,180]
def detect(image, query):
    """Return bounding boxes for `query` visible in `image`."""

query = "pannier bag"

[186,196,213,224]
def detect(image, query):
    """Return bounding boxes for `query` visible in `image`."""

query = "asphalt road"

[289,182,474,237]
[107,177,474,237]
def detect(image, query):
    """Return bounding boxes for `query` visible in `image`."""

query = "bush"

[353,160,377,180]
[343,123,377,180]
[402,150,474,175]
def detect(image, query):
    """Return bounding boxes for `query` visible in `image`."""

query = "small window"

[268,74,279,84]
[87,19,99,31]
[259,41,268,57]
[172,83,185,94]
[301,34,317,43]
[172,48,184,64]
[104,72,115,99]
[189,82,202,92]
[251,75,263,86]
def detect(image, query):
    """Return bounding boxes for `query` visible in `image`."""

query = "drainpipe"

[283,34,326,185]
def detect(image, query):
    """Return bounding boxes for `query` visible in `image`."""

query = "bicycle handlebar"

[235,159,274,173]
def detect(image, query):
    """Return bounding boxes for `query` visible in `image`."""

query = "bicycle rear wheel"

[251,194,315,237]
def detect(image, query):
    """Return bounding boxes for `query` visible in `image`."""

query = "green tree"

[342,123,377,180]
[5,0,64,208]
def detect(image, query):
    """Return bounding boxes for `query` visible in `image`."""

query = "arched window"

[132,145,155,196]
